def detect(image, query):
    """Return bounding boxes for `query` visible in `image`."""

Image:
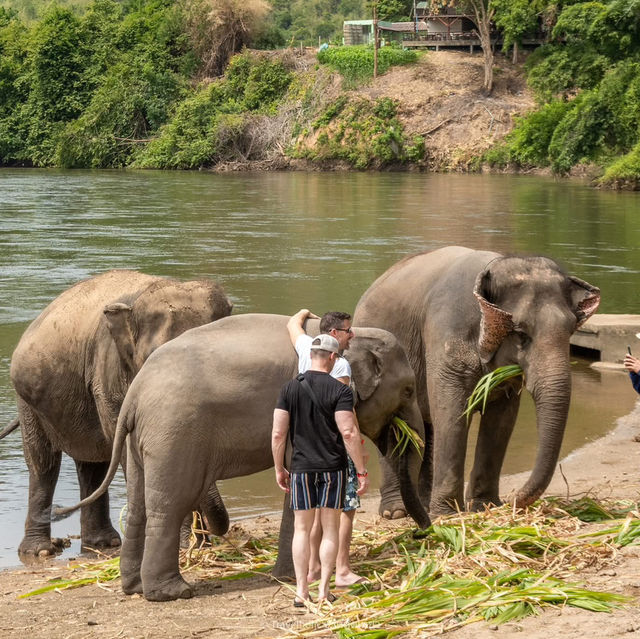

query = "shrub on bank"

[134,52,293,169]
[599,141,640,189]
[292,95,423,169]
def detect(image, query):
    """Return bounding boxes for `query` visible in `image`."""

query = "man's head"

[309,334,340,371]
[320,311,353,353]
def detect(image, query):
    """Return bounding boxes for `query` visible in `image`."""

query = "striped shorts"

[290,470,346,511]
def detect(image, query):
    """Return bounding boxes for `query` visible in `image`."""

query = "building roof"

[379,21,429,33]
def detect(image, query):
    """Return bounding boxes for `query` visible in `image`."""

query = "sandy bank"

[1,399,640,639]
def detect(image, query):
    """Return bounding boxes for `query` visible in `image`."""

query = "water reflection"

[1,169,640,568]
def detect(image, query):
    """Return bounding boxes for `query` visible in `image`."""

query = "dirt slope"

[355,49,534,170]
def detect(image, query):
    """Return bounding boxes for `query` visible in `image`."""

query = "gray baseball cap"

[310,334,340,354]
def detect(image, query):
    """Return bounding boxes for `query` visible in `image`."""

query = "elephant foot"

[81,526,121,550]
[467,497,502,512]
[379,501,407,520]
[144,576,193,602]
[121,575,143,595]
[19,535,68,558]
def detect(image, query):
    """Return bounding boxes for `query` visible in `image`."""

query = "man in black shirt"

[272,334,369,607]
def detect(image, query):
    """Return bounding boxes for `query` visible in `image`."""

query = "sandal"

[293,595,313,608]
[318,592,337,604]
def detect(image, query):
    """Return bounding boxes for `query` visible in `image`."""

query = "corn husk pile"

[21,497,640,639]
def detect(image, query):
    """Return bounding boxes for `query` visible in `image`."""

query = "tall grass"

[317,45,418,87]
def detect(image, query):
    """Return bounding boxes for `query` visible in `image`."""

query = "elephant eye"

[514,329,531,348]
[403,385,414,399]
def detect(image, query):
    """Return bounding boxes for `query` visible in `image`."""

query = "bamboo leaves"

[464,365,524,423]
[390,416,425,458]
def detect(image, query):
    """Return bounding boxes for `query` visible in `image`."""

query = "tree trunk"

[373,3,379,79]
[470,0,495,94]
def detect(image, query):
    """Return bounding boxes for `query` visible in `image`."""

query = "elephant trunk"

[389,405,431,529]
[513,362,571,508]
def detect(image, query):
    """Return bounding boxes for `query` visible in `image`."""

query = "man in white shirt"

[287,308,368,587]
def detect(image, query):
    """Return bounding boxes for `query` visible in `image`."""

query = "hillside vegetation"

[1,0,640,188]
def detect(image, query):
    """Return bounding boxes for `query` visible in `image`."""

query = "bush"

[135,52,293,169]
[600,140,640,188]
[293,96,412,169]
[486,100,573,168]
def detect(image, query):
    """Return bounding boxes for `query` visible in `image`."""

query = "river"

[1,169,639,568]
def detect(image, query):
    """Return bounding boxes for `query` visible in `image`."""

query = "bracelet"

[357,471,368,478]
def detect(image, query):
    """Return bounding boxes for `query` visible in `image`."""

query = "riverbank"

[2,398,640,638]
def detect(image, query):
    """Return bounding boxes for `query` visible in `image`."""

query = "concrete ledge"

[570,314,640,363]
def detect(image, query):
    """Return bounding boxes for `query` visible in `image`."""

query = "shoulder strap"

[296,374,335,425]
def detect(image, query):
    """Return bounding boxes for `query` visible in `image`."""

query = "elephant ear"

[103,303,137,375]
[348,338,383,402]
[568,276,601,328]
[473,268,514,364]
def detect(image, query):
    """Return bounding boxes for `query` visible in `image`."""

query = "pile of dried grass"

[21,498,640,639]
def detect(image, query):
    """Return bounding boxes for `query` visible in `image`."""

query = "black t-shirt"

[276,370,354,473]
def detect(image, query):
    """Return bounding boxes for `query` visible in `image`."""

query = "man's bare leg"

[307,509,322,583]
[335,509,364,586]
[292,509,316,602]
[317,507,341,601]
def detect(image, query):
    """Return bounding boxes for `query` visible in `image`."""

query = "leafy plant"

[464,365,524,422]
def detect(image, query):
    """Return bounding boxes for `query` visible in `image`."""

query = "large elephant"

[56,313,431,601]
[9,270,232,557]
[353,246,600,516]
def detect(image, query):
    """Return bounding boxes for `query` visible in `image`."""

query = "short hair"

[320,311,351,333]
[310,348,332,360]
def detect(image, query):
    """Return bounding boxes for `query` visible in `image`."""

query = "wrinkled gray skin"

[56,313,430,601]
[10,270,232,557]
[354,246,601,517]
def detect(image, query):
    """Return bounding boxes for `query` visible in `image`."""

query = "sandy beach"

[1,399,640,639]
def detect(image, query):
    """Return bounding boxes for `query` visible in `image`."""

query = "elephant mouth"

[377,415,425,459]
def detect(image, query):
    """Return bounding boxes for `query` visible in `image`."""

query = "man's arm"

[287,308,320,346]
[335,410,369,496]
[271,408,291,492]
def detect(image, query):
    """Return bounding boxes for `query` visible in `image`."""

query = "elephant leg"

[430,407,471,515]
[141,510,193,601]
[18,403,65,556]
[272,494,295,580]
[179,483,228,548]
[75,460,121,550]
[201,482,229,537]
[377,449,407,520]
[418,421,433,510]
[466,394,520,511]
[120,444,145,595]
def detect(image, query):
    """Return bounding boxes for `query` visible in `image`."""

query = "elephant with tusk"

[354,246,600,517]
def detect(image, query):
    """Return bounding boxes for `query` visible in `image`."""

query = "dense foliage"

[486,0,640,187]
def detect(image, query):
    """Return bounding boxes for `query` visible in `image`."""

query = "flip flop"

[318,592,337,604]
[293,595,313,608]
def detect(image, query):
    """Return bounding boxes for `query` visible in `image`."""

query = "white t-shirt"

[295,334,351,379]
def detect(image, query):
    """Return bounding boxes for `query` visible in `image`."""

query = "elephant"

[9,270,232,557]
[56,313,431,601]
[353,246,601,517]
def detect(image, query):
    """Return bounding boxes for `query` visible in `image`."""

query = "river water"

[1,169,639,568]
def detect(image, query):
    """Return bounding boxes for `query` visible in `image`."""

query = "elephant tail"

[54,401,133,517]
[0,418,19,440]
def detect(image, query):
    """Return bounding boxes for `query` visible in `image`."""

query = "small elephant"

[354,246,600,516]
[57,313,430,601]
[9,270,232,557]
